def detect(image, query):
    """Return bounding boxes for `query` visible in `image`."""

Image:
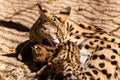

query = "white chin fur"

[53,39,60,44]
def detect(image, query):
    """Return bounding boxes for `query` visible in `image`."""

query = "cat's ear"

[37,4,52,20]
[38,4,71,23]
[53,7,71,23]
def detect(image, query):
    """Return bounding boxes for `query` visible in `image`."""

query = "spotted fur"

[63,19,120,80]
[35,41,119,80]
[20,5,120,80]
[49,41,80,80]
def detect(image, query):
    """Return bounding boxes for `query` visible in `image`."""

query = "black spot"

[102,69,107,74]
[85,45,90,49]
[80,68,83,71]
[82,73,85,75]
[84,77,87,80]
[82,32,86,35]
[66,73,71,77]
[88,26,91,29]
[92,55,98,60]
[118,43,120,48]
[85,72,92,76]
[94,39,98,42]
[96,28,102,32]
[92,70,98,75]
[99,54,105,59]
[99,32,104,34]
[70,24,73,29]
[99,63,105,68]
[82,33,93,38]
[114,72,118,78]
[89,41,94,45]
[82,76,84,79]
[75,31,79,33]
[67,22,70,30]
[75,36,80,39]
[112,49,118,54]
[118,45,120,48]
[97,78,100,80]
[111,38,115,42]
[103,37,107,41]
[78,44,81,49]
[107,74,112,78]
[90,78,94,80]
[66,68,72,71]
[94,26,97,28]
[111,55,115,59]
[85,36,93,38]
[79,24,85,28]
[106,45,111,48]
[100,41,104,45]
[70,27,74,31]
[69,33,73,36]
[99,47,103,50]
[88,65,95,69]
[95,36,100,39]
[111,61,117,65]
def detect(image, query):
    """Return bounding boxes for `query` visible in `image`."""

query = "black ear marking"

[53,7,71,23]
[37,3,48,13]
[37,3,42,11]
[59,7,71,15]
[37,3,52,21]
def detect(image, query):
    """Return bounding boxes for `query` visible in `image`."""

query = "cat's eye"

[34,46,41,51]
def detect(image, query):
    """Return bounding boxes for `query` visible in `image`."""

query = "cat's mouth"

[42,39,56,47]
